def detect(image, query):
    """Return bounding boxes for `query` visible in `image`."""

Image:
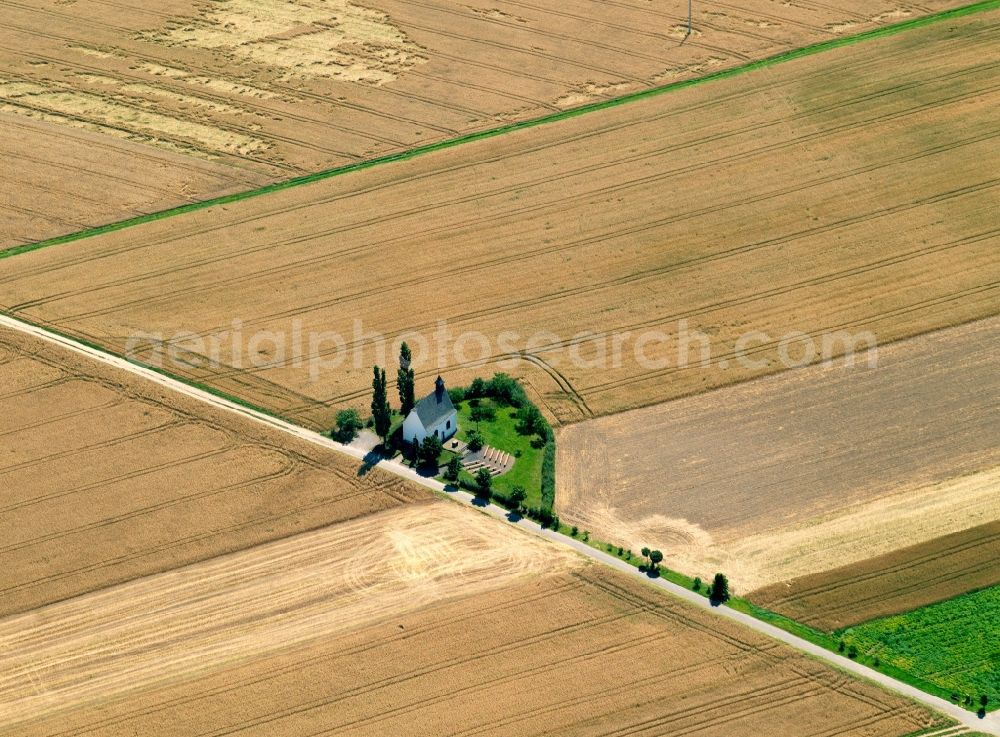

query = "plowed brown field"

[750,520,1000,631]
[0,324,428,618]
[2,10,997,428]
[557,317,1000,595]
[1,558,944,737]
[0,0,964,246]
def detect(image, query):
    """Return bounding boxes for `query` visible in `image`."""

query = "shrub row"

[540,439,556,514]
[450,373,529,408]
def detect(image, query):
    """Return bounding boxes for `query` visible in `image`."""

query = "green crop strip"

[2,0,998,261]
[838,585,1000,711]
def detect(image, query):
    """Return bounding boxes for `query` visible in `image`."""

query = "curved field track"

[750,520,1000,631]
[0,325,428,618]
[2,9,997,428]
[0,502,580,728]
[557,317,1000,594]
[3,564,945,737]
[0,0,965,246]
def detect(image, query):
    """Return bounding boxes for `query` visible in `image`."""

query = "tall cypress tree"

[710,573,730,604]
[371,365,392,442]
[397,342,416,416]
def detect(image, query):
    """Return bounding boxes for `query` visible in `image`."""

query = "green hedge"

[540,440,556,514]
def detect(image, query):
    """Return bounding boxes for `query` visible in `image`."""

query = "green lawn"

[840,585,1000,709]
[388,411,405,436]
[453,400,545,508]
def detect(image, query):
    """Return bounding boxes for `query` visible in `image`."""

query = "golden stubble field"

[0,325,951,736]
[557,318,1000,602]
[0,0,967,246]
[0,111,267,248]
[0,502,581,728]
[1,10,997,429]
[1,537,944,737]
[0,324,428,618]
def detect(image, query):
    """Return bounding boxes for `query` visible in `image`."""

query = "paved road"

[3,313,996,735]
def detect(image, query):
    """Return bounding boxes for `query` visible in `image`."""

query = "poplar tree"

[371,366,392,442]
[397,342,416,416]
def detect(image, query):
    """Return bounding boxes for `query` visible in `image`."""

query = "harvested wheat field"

[0,323,428,619]
[751,520,1000,631]
[0,502,580,729]
[1,551,946,737]
[2,8,998,428]
[0,0,964,247]
[557,317,1000,596]
[0,111,267,247]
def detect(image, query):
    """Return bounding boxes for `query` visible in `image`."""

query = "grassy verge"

[14,321,288,421]
[718,596,979,711]
[3,0,997,261]
[727,598,834,648]
[717,594,970,709]
[542,522,987,714]
[837,585,1000,712]
[551,524,716,599]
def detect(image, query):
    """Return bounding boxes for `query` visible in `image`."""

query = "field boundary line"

[2,0,999,260]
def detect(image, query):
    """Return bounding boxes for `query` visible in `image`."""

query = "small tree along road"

[418,434,444,470]
[710,573,730,604]
[649,550,664,572]
[445,455,461,482]
[475,467,493,501]
[332,408,363,443]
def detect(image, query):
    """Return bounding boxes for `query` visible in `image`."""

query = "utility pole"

[687,0,693,36]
